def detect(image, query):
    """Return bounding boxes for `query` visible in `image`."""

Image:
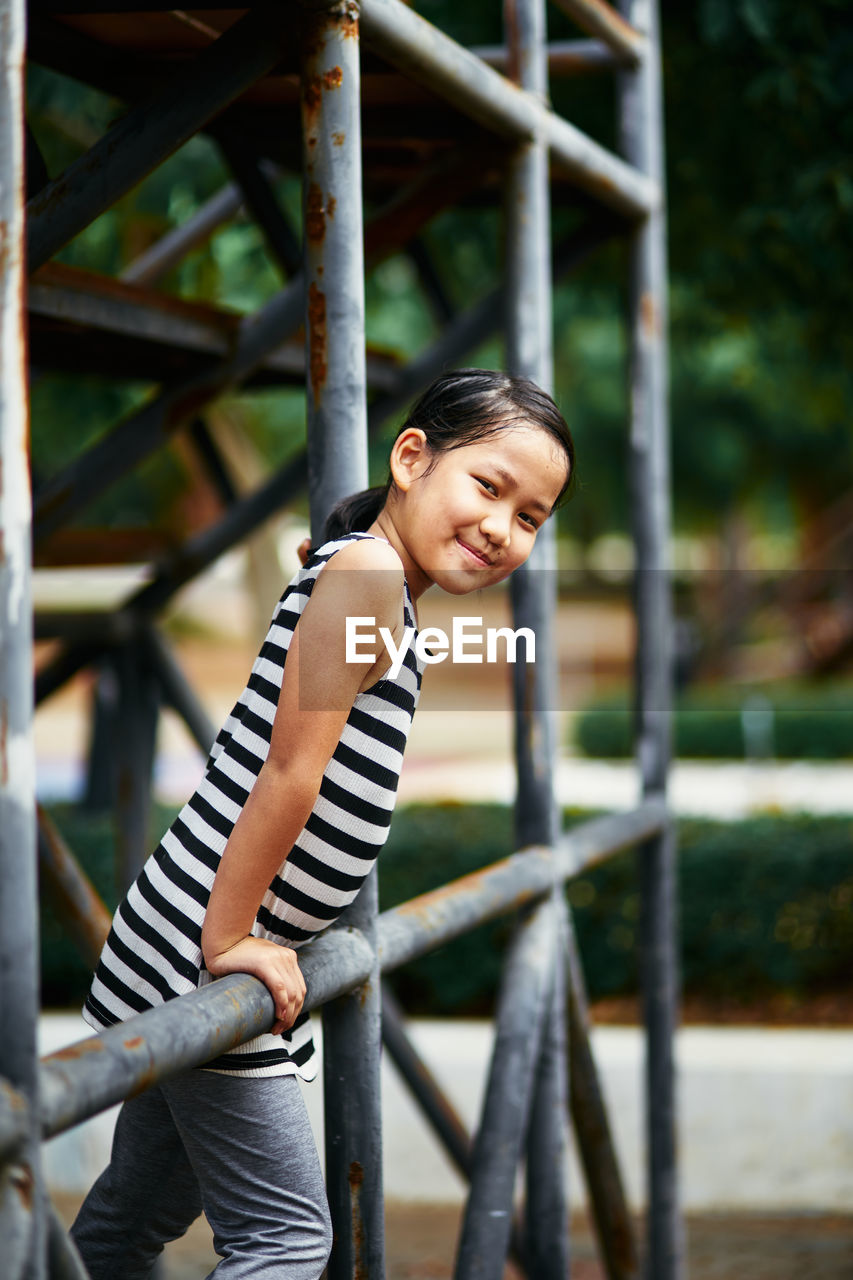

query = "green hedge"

[41,804,853,1016]
[574,684,853,760]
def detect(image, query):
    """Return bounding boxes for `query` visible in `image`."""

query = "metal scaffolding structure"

[0,0,679,1275]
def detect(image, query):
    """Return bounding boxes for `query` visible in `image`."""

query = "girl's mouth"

[456,537,492,567]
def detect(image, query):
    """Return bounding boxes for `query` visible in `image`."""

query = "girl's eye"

[476,477,497,495]
[519,512,539,530]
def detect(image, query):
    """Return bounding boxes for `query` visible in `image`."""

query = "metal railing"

[0,0,679,1275]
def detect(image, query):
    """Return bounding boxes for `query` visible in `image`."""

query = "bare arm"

[201,540,404,1034]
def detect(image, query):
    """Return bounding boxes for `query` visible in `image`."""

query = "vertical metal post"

[504,5,570,1274]
[617,3,683,1278]
[83,659,120,813]
[114,631,160,893]
[504,0,559,851]
[523,909,569,1279]
[299,3,378,1276]
[300,0,368,537]
[0,0,47,1271]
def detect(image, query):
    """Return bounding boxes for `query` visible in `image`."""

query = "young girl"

[71,368,574,1279]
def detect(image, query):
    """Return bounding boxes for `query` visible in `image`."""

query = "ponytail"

[321,483,389,543]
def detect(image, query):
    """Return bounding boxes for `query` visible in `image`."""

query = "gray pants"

[71,1070,332,1279]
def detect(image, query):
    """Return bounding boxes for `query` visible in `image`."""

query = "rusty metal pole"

[113,629,160,894]
[523,915,569,1279]
[298,3,380,1276]
[504,0,570,1272]
[617,3,683,1278]
[300,0,368,537]
[0,0,47,1271]
[503,0,559,853]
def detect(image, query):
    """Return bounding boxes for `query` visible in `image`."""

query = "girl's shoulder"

[302,533,405,623]
[312,532,404,576]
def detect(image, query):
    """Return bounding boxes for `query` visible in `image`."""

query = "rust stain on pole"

[48,1038,105,1061]
[348,1160,367,1280]
[305,183,326,244]
[641,291,659,338]
[303,76,321,114]
[11,1163,34,1211]
[323,65,343,91]
[307,281,327,395]
[332,131,346,147]
[340,8,359,40]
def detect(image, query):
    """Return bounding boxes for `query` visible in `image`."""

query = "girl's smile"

[374,424,569,599]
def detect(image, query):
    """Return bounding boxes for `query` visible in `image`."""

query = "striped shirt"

[83,534,423,1079]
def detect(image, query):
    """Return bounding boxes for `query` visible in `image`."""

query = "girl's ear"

[389,428,432,492]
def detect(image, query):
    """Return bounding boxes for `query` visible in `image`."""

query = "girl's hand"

[206,935,306,1036]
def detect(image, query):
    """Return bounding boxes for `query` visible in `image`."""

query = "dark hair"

[322,368,575,543]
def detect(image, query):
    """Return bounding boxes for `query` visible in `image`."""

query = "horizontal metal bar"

[378,802,667,974]
[28,270,238,358]
[548,0,644,66]
[472,38,619,73]
[29,266,398,390]
[39,925,374,1139]
[360,0,656,218]
[27,8,294,271]
[33,611,132,643]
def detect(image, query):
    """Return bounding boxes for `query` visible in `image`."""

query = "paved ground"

[53,1193,853,1279]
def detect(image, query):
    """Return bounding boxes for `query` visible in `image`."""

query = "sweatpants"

[71,1070,333,1280]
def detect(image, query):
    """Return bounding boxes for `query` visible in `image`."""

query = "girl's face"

[379,424,568,598]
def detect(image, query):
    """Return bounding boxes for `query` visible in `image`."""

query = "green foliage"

[567,812,853,1000]
[676,813,853,996]
[574,684,853,759]
[661,0,853,526]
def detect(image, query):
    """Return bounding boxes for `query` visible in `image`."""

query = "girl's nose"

[481,510,511,547]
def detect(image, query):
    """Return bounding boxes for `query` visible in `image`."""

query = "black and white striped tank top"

[83,534,423,1079]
